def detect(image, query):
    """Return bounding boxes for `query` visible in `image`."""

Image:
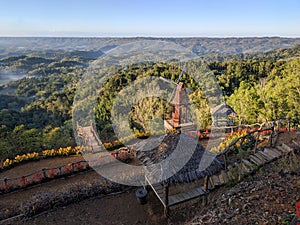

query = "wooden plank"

[218,172,225,185]
[221,170,229,184]
[242,159,254,170]
[264,148,280,158]
[183,192,192,200]
[168,186,205,207]
[249,155,263,166]
[259,150,275,161]
[240,162,250,174]
[209,176,215,189]
[254,152,268,163]
[196,187,205,195]
[226,166,236,180]
[275,145,288,154]
[212,175,220,186]
[262,148,277,159]
[255,151,271,162]
[282,143,293,152]
[168,195,180,206]
[269,148,282,157]
[207,178,213,190]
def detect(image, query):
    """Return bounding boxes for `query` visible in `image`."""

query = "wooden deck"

[145,176,206,208]
[168,186,204,206]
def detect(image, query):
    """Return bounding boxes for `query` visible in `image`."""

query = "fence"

[0,160,90,194]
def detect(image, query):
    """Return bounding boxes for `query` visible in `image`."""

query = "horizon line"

[0,35,300,39]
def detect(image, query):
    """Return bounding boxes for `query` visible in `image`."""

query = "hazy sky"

[0,0,299,37]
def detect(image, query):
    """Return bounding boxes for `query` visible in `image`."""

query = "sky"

[0,0,299,37]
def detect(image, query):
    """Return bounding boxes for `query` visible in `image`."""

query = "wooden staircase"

[146,141,296,216]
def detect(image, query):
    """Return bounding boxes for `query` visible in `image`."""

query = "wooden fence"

[0,160,90,194]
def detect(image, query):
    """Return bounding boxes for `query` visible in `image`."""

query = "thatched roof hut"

[137,133,224,185]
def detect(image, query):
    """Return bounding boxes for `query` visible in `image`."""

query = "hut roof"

[211,104,237,117]
[136,133,224,184]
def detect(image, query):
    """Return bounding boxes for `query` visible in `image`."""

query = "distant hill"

[0,37,300,58]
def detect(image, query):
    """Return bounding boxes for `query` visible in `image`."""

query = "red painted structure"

[164,82,196,132]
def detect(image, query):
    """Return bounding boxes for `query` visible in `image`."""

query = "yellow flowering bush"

[42,146,81,158]
[1,146,82,170]
[211,130,249,153]
[2,159,13,168]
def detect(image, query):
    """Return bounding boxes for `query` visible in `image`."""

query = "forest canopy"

[0,44,299,160]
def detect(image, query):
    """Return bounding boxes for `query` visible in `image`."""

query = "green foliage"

[226,57,300,125]
[0,44,299,161]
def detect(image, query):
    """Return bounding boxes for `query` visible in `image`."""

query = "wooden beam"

[163,183,169,217]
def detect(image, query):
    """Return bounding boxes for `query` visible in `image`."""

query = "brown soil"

[17,190,167,225]
[1,131,299,225]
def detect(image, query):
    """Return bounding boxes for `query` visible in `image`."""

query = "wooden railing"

[0,160,90,194]
[218,126,284,170]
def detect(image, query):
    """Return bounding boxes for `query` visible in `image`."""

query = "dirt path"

[0,170,101,210]
[18,189,167,225]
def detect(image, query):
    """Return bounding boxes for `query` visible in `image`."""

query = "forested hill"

[1,37,300,57]
[0,42,299,161]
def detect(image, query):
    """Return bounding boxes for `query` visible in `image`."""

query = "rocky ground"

[185,130,300,225]
[186,160,300,224]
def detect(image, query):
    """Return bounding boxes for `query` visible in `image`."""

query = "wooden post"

[202,176,209,206]
[203,176,209,192]
[4,178,8,190]
[254,131,260,152]
[223,154,227,170]
[163,183,169,217]
[42,168,46,179]
[268,129,273,147]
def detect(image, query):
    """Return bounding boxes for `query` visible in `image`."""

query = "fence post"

[4,177,8,190]
[163,182,169,217]
[223,154,227,170]
[71,163,74,172]
[42,168,46,179]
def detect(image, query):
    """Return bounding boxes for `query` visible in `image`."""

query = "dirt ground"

[0,131,299,225]
[15,189,167,225]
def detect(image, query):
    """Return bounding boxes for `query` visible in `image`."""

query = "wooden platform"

[169,186,204,206]
[145,176,206,208]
